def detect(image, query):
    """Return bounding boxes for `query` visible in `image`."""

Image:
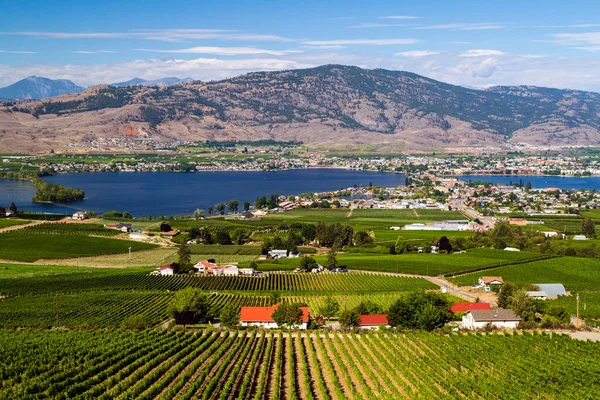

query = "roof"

[157,264,174,271]
[481,276,504,284]
[240,304,309,323]
[527,291,548,297]
[358,314,388,326]
[536,284,567,297]
[451,302,491,313]
[468,308,521,322]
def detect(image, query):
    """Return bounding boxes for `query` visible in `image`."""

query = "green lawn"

[0,219,30,229]
[0,233,157,262]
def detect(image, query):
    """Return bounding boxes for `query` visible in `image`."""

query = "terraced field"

[1,330,598,399]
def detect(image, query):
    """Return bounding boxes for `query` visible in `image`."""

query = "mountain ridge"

[0,76,84,100]
[2,64,600,153]
[110,77,194,87]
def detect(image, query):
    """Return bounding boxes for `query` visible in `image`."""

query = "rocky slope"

[1,65,600,153]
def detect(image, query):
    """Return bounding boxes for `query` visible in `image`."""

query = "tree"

[215,231,231,245]
[272,236,284,249]
[207,206,213,215]
[0,206,5,218]
[299,256,317,272]
[219,304,240,328]
[243,201,251,212]
[286,231,299,255]
[438,236,452,253]
[508,289,536,321]
[193,208,204,220]
[319,296,340,319]
[271,303,303,328]
[178,240,191,272]
[228,200,239,214]
[9,202,17,213]
[230,228,250,245]
[387,292,452,331]
[338,308,360,328]
[326,245,338,269]
[354,300,383,315]
[215,202,227,215]
[582,217,596,237]
[160,222,172,232]
[395,237,409,254]
[168,288,210,325]
[497,282,518,308]
[355,231,373,245]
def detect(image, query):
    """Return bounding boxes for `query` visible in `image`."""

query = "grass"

[0,219,30,229]
[372,229,472,245]
[0,232,158,262]
[0,263,153,278]
[36,247,176,268]
[454,256,600,291]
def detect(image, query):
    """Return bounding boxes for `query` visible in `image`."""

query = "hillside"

[2,65,600,152]
[0,76,84,100]
[110,77,194,87]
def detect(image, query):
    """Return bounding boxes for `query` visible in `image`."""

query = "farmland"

[1,329,598,399]
[0,219,30,229]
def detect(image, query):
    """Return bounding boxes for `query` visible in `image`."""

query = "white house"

[478,276,504,288]
[462,308,521,330]
[72,211,88,220]
[152,264,175,276]
[240,304,309,329]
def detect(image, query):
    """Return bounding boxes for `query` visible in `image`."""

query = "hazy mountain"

[3,65,600,152]
[0,76,84,100]
[110,77,194,87]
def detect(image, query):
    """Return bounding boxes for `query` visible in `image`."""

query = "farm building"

[462,308,521,330]
[71,211,88,220]
[240,304,309,329]
[479,276,504,288]
[268,249,302,259]
[450,302,492,313]
[358,314,389,329]
[105,223,132,233]
[194,260,243,276]
[152,264,176,276]
[527,284,567,300]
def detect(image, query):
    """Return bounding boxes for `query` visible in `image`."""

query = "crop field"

[0,219,30,229]
[0,232,158,262]
[372,229,472,245]
[14,222,120,236]
[1,330,598,400]
[263,249,548,276]
[453,256,600,291]
[190,244,262,255]
[0,272,436,296]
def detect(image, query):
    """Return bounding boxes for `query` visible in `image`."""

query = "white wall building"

[462,309,521,330]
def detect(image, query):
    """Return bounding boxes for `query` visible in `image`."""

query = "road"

[451,197,496,230]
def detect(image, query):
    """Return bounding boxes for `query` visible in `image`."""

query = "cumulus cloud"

[302,38,419,46]
[136,46,301,56]
[460,49,504,57]
[457,57,499,78]
[396,50,440,57]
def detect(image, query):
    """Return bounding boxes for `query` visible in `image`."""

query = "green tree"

[387,292,452,331]
[219,304,240,328]
[299,255,318,272]
[0,206,5,218]
[207,206,213,215]
[215,231,231,245]
[193,208,204,220]
[497,282,518,308]
[355,230,373,245]
[338,308,360,328]
[228,200,239,214]
[272,236,284,249]
[230,228,250,245]
[271,303,303,328]
[215,202,227,215]
[243,201,251,212]
[354,300,383,315]
[395,237,409,254]
[168,288,210,325]
[319,296,340,319]
[582,217,596,237]
[9,202,17,213]
[508,289,537,321]
[178,240,191,272]
[326,245,338,269]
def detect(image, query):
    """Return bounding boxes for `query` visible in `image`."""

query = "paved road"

[451,197,495,230]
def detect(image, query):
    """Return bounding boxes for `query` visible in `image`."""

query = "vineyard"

[13,222,120,236]
[1,329,598,399]
[0,272,436,295]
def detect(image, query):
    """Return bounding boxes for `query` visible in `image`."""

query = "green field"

[372,229,472,245]
[0,219,30,229]
[1,329,598,399]
[0,232,157,262]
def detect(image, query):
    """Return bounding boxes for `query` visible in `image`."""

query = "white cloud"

[0,50,37,54]
[549,32,600,46]
[396,50,440,57]
[302,38,419,46]
[301,45,346,50]
[457,57,499,78]
[460,49,504,57]
[379,16,421,20]
[0,29,293,42]
[72,50,116,54]
[412,23,505,30]
[349,23,412,29]
[136,46,300,56]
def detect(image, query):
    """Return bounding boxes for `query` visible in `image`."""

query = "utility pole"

[55,294,59,328]
[576,293,580,328]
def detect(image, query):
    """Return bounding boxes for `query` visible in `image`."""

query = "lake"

[1,169,405,217]
[458,175,600,190]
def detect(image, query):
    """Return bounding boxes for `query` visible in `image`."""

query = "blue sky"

[1,0,600,90]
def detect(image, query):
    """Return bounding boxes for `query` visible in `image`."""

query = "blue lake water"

[0,169,405,217]
[458,175,600,190]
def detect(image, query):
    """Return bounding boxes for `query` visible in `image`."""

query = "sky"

[1,0,600,91]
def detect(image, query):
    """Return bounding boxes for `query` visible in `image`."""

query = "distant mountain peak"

[0,76,84,100]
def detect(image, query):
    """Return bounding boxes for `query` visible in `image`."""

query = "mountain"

[2,65,600,153]
[110,77,194,87]
[0,76,84,100]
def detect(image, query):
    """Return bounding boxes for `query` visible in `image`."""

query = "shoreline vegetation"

[0,171,84,204]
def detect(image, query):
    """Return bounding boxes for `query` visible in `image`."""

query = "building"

[194,259,239,275]
[450,302,491,313]
[268,249,302,259]
[105,223,132,233]
[573,235,588,241]
[151,264,176,276]
[526,291,548,300]
[479,276,504,288]
[240,304,309,329]
[358,314,389,329]
[72,211,88,220]
[504,247,520,252]
[462,308,521,330]
[529,284,567,299]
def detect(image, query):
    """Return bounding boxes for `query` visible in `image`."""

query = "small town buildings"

[462,308,521,330]
[240,304,310,329]
[151,264,176,276]
[358,314,389,329]
[450,302,492,313]
[72,211,88,220]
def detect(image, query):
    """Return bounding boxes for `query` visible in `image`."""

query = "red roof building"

[358,314,389,328]
[451,302,491,313]
[239,304,309,329]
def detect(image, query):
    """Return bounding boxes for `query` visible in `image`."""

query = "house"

[72,211,88,220]
[358,314,389,329]
[479,276,504,288]
[106,223,132,233]
[268,249,302,259]
[151,263,176,276]
[462,308,521,330]
[450,302,492,313]
[544,230,560,238]
[5,209,15,217]
[240,304,309,329]
[194,259,239,275]
[193,259,217,274]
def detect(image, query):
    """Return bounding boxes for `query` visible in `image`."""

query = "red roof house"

[240,304,309,329]
[358,314,389,329]
[451,302,491,313]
